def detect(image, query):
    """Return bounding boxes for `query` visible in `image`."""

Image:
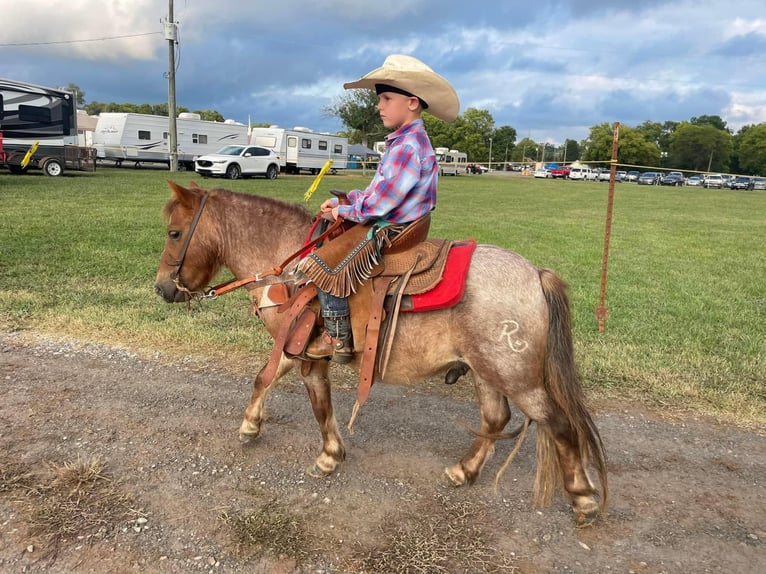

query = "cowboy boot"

[305,316,353,364]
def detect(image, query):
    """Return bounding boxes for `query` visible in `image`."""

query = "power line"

[0,32,162,48]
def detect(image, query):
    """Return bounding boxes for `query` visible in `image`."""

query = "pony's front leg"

[445,380,511,486]
[239,355,295,442]
[301,360,345,478]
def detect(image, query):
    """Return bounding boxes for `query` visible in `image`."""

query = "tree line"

[327,91,766,176]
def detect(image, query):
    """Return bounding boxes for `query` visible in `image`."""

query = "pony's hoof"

[574,508,600,528]
[306,464,334,478]
[239,432,259,445]
[444,465,466,486]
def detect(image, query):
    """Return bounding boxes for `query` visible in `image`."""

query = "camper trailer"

[0,78,96,176]
[93,112,248,169]
[250,126,348,174]
[435,147,467,176]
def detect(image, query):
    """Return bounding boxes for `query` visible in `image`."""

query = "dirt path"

[1,332,764,573]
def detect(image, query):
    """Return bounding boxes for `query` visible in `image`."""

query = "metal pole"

[488,137,492,171]
[595,122,620,333]
[167,0,178,172]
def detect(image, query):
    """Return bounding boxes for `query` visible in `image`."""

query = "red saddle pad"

[402,239,476,313]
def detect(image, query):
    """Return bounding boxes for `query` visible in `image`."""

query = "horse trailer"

[249,126,348,174]
[0,78,96,176]
[93,112,249,170]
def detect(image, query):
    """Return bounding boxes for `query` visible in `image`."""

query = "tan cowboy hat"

[343,54,459,122]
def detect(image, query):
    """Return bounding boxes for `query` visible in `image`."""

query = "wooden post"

[595,122,620,333]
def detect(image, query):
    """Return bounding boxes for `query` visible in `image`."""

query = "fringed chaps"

[298,222,400,298]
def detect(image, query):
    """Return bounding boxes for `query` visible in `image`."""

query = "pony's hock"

[155,181,609,527]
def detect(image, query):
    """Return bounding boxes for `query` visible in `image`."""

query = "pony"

[154,181,608,526]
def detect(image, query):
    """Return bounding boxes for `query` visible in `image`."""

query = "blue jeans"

[317,289,350,319]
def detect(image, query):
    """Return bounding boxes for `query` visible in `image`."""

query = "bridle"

[167,190,344,300]
[169,191,209,297]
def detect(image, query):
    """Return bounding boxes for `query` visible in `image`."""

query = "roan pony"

[154,181,608,526]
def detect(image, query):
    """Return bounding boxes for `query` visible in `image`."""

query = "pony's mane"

[162,186,314,225]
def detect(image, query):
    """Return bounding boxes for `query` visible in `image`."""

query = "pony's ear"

[167,180,195,208]
[189,180,202,190]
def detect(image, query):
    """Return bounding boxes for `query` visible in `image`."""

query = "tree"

[669,123,733,172]
[582,123,660,168]
[323,90,384,147]
[690,115,729,132]
[194,110,225,122]
[736,123,766,175]
[511,137,539,162]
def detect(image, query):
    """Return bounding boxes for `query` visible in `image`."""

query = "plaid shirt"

[337,119,437,224]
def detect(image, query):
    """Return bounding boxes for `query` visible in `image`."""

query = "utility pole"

[165,0,178,171]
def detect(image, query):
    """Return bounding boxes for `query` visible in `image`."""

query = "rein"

[203,214,345,299]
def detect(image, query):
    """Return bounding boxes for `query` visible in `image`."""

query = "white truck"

[93,112,248,170]
[250,126,348,174]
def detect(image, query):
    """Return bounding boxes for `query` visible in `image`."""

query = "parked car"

[195,145,281,180]
[549,165,571,179]
[569,166,596,180]
[596,168,612,182]
[721,174,734,188]
[616,170,627,181]
[751,177,766,190]
[533,168,551,178]
[637,171,659,185]
[703,174,724,189]
[625,170,640,182]
[685,175,702,187]
[730,176,753,190]
[661,172,685,186]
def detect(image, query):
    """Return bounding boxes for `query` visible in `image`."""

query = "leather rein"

[170,191,343,299]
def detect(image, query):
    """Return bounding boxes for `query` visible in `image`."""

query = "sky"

[2,0,765,145]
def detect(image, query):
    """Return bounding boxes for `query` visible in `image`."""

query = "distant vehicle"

[638,172,659,185]
[596,168,612,182]
[94,112,248,170]
[549,165,571,178]
[751,177,766,190]
[685,175,702,187]
[533,168,550,178]
[194,145,281,180]
[730,176,753,190]
[616,170,627,181]
[250,126,347,174]
[625,170,640,182]
[569,166,596,180]
[661,172,685,186]
[0,78,96,176]
[435,147,468,176]
[721,174,734,188]
[703,174,724,189]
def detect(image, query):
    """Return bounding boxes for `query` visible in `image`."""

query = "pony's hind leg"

[239,355,294,442]
[538,413,601,527]
[445,379,511,486]
[301,360,345,478]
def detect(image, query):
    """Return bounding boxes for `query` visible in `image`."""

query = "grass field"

[1,167,764,426]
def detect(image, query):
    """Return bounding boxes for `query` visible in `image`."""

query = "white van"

[569,166,596,180]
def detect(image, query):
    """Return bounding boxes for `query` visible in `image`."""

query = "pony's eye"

[168,230,182,240]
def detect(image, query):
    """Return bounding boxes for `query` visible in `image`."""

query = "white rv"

[93,112,248,170]
[250,126,348,174]
[0,78,96,176]
[435,147,467,176]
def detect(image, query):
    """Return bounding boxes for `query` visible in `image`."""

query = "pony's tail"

[534,269,609,513]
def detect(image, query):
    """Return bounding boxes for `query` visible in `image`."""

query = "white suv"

[569,166,596,180]
[195,145,281,180]
[703,174,724,189]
